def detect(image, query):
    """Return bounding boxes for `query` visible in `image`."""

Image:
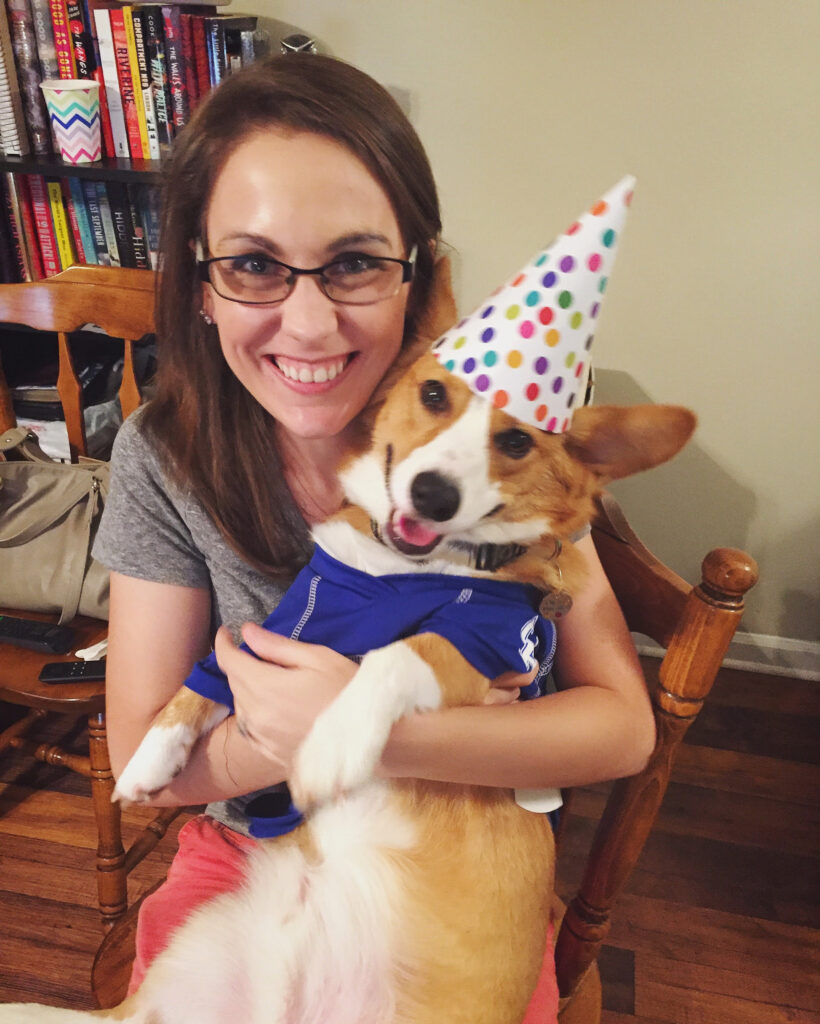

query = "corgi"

[0,269,696,1024]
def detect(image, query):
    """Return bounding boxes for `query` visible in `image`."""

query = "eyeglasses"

[196,242,417,306]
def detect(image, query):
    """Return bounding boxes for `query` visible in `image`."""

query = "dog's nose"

[410,471,461,522]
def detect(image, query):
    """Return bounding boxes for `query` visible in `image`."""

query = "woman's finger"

[483,686,520,705]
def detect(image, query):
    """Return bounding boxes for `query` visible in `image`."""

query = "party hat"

[433,175,636,433]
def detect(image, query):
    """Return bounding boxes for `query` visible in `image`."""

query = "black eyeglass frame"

[195,243,418,306]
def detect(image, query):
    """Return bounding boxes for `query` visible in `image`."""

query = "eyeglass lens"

[210,254,407,305]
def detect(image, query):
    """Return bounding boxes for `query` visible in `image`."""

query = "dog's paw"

[290,696,392,812]
[113,723,197,804]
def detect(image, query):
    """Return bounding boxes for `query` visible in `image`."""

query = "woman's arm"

[208,534,655,794]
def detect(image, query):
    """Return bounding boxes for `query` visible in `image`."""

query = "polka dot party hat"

[433,175,636,433]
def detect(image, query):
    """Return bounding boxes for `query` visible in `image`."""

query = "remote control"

[39,660,107,684]
[0,615,74,654]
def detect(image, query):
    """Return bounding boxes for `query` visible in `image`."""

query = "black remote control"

[0,615,75,654]
[39,659,107,684]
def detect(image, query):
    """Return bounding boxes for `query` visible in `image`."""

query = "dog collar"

[370,519,541,573]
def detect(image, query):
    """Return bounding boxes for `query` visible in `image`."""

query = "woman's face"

[202,129,411,443]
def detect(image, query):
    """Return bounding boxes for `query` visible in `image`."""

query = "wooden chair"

[88,491,758,1013]
[0,265,180,929]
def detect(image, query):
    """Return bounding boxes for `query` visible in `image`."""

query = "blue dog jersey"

[184,545,557,838]
[185,544,556,712]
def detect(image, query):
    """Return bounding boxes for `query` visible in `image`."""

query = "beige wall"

[241,0,819,642]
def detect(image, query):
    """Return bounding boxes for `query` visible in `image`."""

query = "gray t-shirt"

[93,409,296,836]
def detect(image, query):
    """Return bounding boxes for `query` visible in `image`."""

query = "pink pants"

[130,815,559,1022]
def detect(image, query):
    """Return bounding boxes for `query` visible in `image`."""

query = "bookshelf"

[0,153,162,183]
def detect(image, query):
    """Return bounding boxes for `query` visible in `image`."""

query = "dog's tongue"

[395,514,440,548]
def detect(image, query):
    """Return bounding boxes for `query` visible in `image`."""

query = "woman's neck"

[276,426,350,525]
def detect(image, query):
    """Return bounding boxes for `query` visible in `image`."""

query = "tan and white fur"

[0,274,695,1023]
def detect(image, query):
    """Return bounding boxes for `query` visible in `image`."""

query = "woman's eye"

[328,254,382,277]
[420,379,450,411]
[229,255,282,277]
[494,429,534,459]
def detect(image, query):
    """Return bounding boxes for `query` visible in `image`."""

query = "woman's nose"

[278,275,338,342]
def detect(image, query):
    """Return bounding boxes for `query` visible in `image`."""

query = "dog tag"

[539,589,573,619]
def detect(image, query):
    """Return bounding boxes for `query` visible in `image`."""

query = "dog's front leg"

[291,634,487,810]
[114,689,229,803]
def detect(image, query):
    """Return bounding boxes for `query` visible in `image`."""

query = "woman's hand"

[214,623,357,771]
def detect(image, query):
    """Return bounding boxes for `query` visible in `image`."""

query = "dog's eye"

[420,380,450,412]
[494,429,534,459]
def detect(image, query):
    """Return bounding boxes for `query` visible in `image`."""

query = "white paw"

[291,694,392,811]
[113,723,197,804]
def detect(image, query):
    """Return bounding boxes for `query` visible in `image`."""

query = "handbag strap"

[0,427,55,464]
[58,473,105,624]
[0,464,108,545]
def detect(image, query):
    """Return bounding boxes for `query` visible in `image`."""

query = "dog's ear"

[564,404,696,482]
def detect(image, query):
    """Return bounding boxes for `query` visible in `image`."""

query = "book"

[95,179,120,265]
[125,181,148,268]
[6,0,52,155]
[48,0,76,78]
[81,0,115,157]
[8,172,44,278]
[205,15,255,84]
[46,176,75,267]
[133,180,159,268]
[129,7,159,159]
[92,6,128,157]
[59,175,84,260]
[80,175,109,264]
[65,175,96,263]
[29,0,59,79]
[0,174,26,281]
[160,5,188,131]
[103,178,135,266]
[2,172,35,278]
[65,0,92,78]
[26,173,60,276]
[0,0,31,155]
[122,6,152,158]
[179,12,197,107]
[189,12,208,100]
[109,7,141,158]
[140,4,171,150]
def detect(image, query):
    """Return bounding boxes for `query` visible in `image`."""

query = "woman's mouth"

[269,354,355,385]
[384,509,443,557]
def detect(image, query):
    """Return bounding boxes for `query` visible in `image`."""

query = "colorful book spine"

[109,7,141,158]
[160,5,188,131]
[27,173,61,276]
[0,0,31,155]
[92,6,128,157]
[60,176,85,261]
[6,0,52,154]
[11,173,44,278]
[190,13,209,99]
[204,16,225,86]
[95,180,120,265]
[46,177,75,267]
[179,13,197,108]
[121,6,151,158]
[80,176,110,264]
[105,178,136,267]
[134,182,159,269]
[48,0,75,78]
[65,0,91,78]
[130,8,159,159]
[66,175,96,263]
[29,0,59,78]
[81,0,114,157]
[141,5,171,150]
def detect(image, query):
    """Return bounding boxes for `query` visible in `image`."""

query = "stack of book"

[2,167,161,277]
[0,0,260,162]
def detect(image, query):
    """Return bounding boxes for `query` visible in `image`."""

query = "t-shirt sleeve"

[92,412,210,590]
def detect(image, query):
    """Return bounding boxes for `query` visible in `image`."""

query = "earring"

[200,308,215,326]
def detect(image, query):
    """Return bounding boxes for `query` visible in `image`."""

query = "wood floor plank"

[671,743,820,806]
[636,978,820,1024]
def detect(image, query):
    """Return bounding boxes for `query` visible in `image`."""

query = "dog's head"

[341,351,695,578]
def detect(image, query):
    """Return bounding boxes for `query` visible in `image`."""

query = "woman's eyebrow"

[327,232,392,253]
[212,231,393,258]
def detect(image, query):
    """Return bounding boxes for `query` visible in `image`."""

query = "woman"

[94,54,655,1019]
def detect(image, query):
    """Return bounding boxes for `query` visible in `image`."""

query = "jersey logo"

[518,615,539,671]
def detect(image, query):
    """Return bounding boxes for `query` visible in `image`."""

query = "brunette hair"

[141,55,442,576]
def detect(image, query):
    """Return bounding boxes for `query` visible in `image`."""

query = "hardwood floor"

[0,660,818,1021]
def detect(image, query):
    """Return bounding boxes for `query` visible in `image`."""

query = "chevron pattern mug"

[40,80,102,164]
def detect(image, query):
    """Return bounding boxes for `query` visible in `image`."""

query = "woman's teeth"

[275,358,347,383]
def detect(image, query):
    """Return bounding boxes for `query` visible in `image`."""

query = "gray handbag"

[0,427,110,623]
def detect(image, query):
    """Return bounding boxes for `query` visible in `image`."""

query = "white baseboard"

[632,631,820,682]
